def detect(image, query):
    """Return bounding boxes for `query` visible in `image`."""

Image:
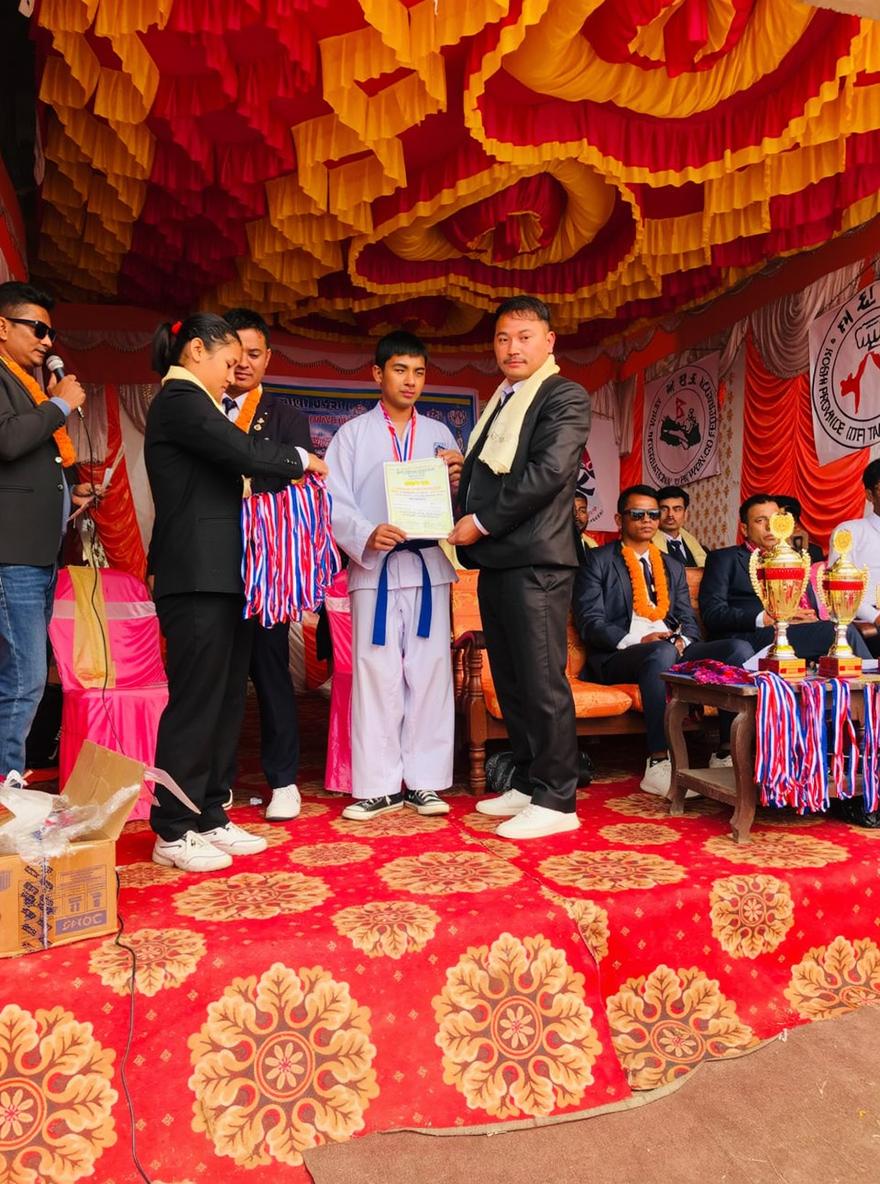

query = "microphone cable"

[74,395,152,1182]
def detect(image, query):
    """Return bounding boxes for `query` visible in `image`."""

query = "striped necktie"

[640,554,657,604]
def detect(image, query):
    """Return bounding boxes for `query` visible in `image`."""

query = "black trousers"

[151,593,254,841]
[478,566,578,813]
[594,638,754,755]
[221,621,300,792]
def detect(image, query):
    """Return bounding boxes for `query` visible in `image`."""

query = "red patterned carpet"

[3,696,880,1184]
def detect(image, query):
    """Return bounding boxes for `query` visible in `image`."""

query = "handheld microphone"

[46,354,84,419]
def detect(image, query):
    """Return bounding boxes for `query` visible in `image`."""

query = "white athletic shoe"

[709,752,734,769]
[266,784,301,821]
[496,804,581,840]
[152,831,232,873]
[200,822,268,857]
[640,758,672,797]
[475,788,532,817]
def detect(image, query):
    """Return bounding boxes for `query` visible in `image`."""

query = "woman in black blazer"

[145,313,326,872]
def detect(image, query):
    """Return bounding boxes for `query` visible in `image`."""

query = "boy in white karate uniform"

[325,331,462,820]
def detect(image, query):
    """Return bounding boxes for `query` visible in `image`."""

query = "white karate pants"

[349,584,453,799]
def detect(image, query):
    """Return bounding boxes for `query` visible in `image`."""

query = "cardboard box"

[0,742,144,958]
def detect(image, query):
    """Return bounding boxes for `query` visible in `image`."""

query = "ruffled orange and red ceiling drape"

[28,1,880,348]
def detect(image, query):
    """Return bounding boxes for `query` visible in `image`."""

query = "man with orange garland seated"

[574,485,753,797]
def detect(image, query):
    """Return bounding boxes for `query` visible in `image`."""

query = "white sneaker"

[709,752,733,769]
[640,758,672,798]
[152,831,232,872]
[200,822,268,857]
[496,804,581,840]
[475,788,532,817]
[266,784,301,821]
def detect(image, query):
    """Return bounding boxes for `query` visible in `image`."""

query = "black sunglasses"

[6,316,57,343]
[623,509,661,521]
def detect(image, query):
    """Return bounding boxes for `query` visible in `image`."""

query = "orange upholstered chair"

[451,569,646,792]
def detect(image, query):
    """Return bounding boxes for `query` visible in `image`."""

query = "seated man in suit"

[700,493,869,660]
[772,494,824,563]
[654,485,708,567]
[574,485,753,797]
[573,493,599,562]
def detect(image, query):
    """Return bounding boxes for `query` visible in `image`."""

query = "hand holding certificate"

[384,457,455,539]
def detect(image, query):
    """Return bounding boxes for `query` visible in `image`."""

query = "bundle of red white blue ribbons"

[241,475,341,627]
[754,671,867,813]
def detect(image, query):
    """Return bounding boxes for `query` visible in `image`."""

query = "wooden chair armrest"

[453,630,486,650]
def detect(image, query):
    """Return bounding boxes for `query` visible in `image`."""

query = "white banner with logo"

[809,284,880,465]
[643,355,720,487]
[576,414,619,532]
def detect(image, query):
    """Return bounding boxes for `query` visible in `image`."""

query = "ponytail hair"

[152,313,239,376]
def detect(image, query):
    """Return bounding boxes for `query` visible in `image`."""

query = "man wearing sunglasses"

[574,485,752,797]
[0,281,90,780]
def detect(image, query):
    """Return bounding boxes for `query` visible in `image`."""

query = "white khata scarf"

[466,354,560,474]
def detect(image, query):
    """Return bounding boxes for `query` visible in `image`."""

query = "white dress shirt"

[616,550,691,649]
[471,381,522,536]
[829,508,880,622]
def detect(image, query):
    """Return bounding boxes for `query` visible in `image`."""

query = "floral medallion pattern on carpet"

[5,701,880,1183]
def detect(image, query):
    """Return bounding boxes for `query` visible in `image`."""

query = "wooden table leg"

[665,696,690,816]
[729,702,757,844]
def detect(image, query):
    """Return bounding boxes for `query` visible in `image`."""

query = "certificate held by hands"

[384,458,454,539]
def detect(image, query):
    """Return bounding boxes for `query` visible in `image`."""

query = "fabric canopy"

[29,0,880,346]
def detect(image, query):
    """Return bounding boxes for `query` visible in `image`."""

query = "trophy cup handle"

[748,548,763,601]
[815,562,828,613]
[799,551,811,606]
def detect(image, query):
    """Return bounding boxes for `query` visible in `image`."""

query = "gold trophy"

[817,528,868,678]
[749,511,811,679]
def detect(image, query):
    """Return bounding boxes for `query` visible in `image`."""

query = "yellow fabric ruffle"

[69,566,118,691]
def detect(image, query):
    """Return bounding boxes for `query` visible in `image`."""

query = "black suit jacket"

[248,393,313,495]
[699,544,818,639]
[145,378,305,599]
[456,375,591,569]
[573,541,701,677]
[0,358,74,565]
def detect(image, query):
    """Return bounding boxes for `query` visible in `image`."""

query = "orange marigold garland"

[234,386,262,434]
[0,353,77,466]
[621,544,670,621]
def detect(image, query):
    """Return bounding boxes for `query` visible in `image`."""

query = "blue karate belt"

[372,540,435,646]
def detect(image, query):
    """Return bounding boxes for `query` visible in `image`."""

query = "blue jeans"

[0,564,56,777]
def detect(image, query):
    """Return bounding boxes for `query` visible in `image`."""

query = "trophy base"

[759,655,806,679]
[818,655,863,679]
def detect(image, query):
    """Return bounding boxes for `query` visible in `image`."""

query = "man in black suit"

[0,282,94,778]
[450,296,590,840]
[575,485,752,797]
[654,485,708,567]
[220,308,313,823]
[700,493,869,659]
[573,493,598,563]
[771,495,824,563]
